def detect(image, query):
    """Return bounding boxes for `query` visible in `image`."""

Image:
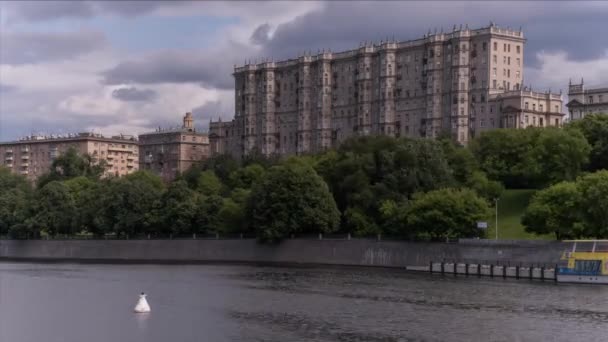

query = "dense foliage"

[2,114,607,241]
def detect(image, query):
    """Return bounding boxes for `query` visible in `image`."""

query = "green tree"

[159,180,198,235]
[93,175,163,237]
[0,167,32,235]
[195,194,224,233]
[528,128,590,186]
[247,161,340,242]
[63,176,100,234]
[228,163,265,189]
[405,188,491,240]
[29,181,76,236]
[38,148,107,188]
[567,114,608,171]
[521,181,583,240]
[197,170,223,196]
[465,171,504,202]
[577,170,608,237]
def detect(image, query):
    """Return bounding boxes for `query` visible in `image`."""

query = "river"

[0,262,606,341]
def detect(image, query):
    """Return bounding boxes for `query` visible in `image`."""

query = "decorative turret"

[183,112,194,131]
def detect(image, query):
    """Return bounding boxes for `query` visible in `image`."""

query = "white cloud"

[525,50,608,91]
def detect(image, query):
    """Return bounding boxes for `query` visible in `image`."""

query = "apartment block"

[210,23,564,158]
[0,133,139,182]
[567,80,608,120]
[139,112,210,181]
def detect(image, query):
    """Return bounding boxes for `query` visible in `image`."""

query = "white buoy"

[134,292,151,313]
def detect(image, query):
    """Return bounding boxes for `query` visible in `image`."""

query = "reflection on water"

[1,262,607,342]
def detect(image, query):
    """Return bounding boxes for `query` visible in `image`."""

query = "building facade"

[0,133,139,182]
[138,112,210,181]
[567,80,608,120]
[210,23,564,158]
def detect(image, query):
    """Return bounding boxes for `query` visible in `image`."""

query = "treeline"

[1,114,607,242]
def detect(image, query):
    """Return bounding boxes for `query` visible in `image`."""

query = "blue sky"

[1,1,607,141]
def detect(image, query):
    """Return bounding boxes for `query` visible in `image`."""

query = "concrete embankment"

[0,238,566,268]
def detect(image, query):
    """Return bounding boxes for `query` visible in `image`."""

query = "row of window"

[588,94,605,104]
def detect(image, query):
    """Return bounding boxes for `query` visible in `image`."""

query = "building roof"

[0,133,138,146]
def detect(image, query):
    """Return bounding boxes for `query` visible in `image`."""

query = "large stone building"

[139,112,210,181]
[0,133,139,182]
[567,80,608,120]
[210,23,564,158]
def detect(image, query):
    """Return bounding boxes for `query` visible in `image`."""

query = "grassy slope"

[488,189,554,240]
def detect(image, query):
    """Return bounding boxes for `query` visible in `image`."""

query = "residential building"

[481,87,564,130]
[0,133,139,182]
[210,23,564,158]
[567,79,608,120]
[138,112,210,181]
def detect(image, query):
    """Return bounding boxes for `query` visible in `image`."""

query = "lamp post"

[494,198,499,240]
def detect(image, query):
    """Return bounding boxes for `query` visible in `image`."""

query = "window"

[555,119,559,126]
[525,115,529,124]
[516,45,521,54]
[493,42,497,51]
[525,102,529,109]
[533,104,536,111]
[503,43,507,52]
[508,44,511,53]
[493,55,497,63]
[480,119,485,127]
[589,96,594,104]
[533,117,537,125]
[492,80,497,89]
[482,42,487,51]
[492,68,497,76]
[539,104,543,112]
[516,58,520,66]
[503,56,506,64]
[503,69,506,76]
[540,117,544,127]
[516,70,520,79]
[508,57,511,65]
[600,95,604,102]
[555,105,559,112]
[507,69,510,77]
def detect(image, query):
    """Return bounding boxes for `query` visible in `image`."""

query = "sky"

[1,0,607,141]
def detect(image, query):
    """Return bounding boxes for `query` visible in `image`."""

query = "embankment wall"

[0,239,566,267]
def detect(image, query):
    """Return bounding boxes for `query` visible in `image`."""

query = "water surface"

[1,262,606,341]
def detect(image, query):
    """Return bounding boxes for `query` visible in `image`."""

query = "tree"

[197,170,223,196]
[38,148,107,188]
[227,163,265,189]
[247,161,340,242]
[521,182,583,239]
[405,188,491,240]
[466,171,504,202]
[567,114,608,171]
[63,176,100,234]
[195,194,224,234]
[93,176,163,237]
[470,129,540,188]
[528,127,590,186]
[577,170,608,237]
[29,181,76,236]
[0,167,31,235]
[159,180,198,235]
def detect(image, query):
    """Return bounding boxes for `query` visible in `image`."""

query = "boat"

[557,240,608,284]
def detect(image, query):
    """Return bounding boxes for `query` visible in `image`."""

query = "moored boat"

[557,240,608,284]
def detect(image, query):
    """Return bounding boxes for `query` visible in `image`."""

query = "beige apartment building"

[567,80,608,120]
[0,133,139,182]
[139,112,210,181]
[210,23,564,158]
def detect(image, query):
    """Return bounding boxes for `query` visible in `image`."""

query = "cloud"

[525,50,608,91]
[0,30,107,65]
[111,87,158,102]
[254,1,608,66]
[250,23,272,45]
[101,40,256,89]
[3,1,191,22]
[0,84,17,93]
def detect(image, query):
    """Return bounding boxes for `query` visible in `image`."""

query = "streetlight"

[494,198,499,240]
